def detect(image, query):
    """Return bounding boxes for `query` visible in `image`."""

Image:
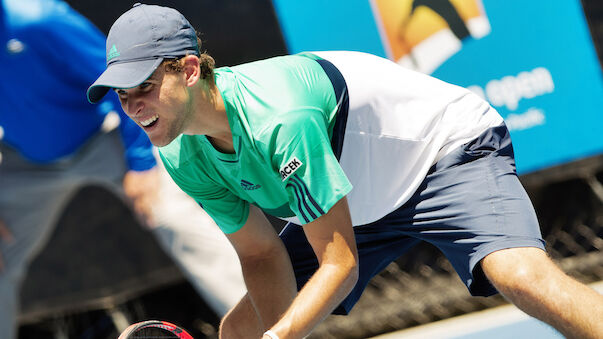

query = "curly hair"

[163,34,215,79]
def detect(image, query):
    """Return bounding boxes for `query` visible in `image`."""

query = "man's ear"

[182,55,201,87]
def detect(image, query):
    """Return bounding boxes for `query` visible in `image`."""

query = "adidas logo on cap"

[107,44,120,61]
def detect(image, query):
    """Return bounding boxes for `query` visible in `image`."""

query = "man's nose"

[128,95,144,116]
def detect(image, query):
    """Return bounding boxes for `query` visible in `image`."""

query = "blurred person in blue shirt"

[0,1,245,338]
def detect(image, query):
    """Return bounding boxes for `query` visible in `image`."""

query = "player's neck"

[186,81,234,152]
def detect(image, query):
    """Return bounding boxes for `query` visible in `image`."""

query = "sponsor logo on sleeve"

[280,157,303,181]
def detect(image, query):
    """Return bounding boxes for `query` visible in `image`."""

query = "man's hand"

[122,166,160,227]
[0,218,15,272]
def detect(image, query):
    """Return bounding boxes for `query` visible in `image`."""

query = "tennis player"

[88,4,603,339]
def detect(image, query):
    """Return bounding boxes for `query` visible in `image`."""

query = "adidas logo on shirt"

[240,179,261,190]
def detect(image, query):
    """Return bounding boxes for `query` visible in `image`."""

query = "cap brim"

[87,58,164,103]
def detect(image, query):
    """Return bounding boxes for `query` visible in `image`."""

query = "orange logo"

[370,0,491,73]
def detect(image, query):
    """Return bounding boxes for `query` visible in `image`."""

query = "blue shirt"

[0,0,155,170]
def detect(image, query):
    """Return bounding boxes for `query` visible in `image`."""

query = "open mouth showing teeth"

[140,115,159,128]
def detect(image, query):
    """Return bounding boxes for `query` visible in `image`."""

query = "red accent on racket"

[118,320,194,339]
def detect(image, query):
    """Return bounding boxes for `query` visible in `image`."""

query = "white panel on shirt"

[313,51,503,226]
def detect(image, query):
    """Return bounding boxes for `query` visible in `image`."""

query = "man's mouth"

[140,114,159,128]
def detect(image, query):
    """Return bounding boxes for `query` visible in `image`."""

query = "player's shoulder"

[258,108,328,151]
[228,53,320,76]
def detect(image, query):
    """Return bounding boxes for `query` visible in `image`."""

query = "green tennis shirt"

[159,53,353,233]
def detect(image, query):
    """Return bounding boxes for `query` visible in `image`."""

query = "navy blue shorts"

[280,124,545,315]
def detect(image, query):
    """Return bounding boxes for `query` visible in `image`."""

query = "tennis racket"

[118,320,194,339]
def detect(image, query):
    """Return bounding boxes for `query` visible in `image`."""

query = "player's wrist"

[263,330,280,339]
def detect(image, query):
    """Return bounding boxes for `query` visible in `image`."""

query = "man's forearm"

[240,244,298,330]
[268,232,359,339]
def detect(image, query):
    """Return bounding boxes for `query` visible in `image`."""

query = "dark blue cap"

[87,3,199,103]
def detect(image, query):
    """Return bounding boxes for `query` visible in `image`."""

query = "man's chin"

[148,135,172,147]
[152,139,171,147]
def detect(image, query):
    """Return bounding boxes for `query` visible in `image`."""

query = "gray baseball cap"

[87,3,199,103]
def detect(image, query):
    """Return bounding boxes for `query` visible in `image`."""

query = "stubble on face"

[146,67,193,147]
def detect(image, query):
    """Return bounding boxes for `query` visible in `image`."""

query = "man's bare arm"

[267,196,359,339]
[226,205,297,332]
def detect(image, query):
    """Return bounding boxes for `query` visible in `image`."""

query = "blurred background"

[8,0,603,338]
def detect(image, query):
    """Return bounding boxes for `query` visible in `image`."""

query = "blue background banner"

[272,0,603,174]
